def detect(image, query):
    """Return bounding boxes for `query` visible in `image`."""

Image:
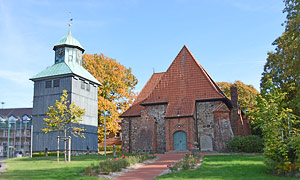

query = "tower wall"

[32,76,98,152]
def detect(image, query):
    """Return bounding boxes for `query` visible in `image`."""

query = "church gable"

[142,45,226,117]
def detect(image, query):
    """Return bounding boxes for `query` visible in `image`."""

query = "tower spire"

[68,12,73,34]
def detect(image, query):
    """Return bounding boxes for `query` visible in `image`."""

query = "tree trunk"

[64,130,67,162]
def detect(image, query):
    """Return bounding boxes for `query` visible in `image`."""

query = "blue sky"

[0,0,286,108]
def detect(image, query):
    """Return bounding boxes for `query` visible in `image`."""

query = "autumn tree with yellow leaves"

[83,53,138,142]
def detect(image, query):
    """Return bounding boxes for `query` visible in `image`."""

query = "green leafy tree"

[217,81,259,111]
[42,90,86,138]
[217,81,260,134]
[83,53,138,142]
[253,79,299,175]
[261,0,300,116]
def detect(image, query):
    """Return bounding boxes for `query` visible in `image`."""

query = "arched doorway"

[173,131,187,151]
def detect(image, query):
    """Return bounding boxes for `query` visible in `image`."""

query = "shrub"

[168,154,201,172]
[98,145,122,152]
[243,135,264,152]
[32,152,64,157]
[84,154,155,176]
[226,135,264,153]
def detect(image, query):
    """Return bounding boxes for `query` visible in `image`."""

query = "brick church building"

[120,46,251,153]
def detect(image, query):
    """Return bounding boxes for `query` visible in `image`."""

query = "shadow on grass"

[8,154,108,162]
[1,166,98,180]
[2,155,110,180]
[157,155,299,180]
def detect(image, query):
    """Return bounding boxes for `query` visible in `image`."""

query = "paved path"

[114,153,185,180]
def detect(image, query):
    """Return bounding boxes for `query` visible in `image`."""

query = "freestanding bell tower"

[30,29,100,152]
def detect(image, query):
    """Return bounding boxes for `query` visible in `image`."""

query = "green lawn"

[156,155,298,180]
[1,155,108,180]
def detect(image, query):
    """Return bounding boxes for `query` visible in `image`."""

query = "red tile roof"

[121,45,227,118]
[120,72,164,117]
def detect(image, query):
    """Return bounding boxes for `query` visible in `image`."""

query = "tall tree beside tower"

[83,53,138,142]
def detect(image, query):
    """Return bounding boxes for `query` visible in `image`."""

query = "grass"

[156,155,299,180]
[3,154,299,180]
[0,155,109,180]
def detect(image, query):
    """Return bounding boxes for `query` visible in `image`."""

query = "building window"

[26,130,30,137]
[86,83,90,91]
[16,131,21,137]
[81,80,85,89]
[4,130,8,137]
[3,142,7,152]
[53,79,60,87]
[24,142,29,151]
[45,80,52,88]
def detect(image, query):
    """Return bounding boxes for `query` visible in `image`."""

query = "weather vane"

[69,12,73,27]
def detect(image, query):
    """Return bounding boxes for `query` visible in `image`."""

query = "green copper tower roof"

[53,30,84,52]
[31,30,100,85]
[30,62,100,85]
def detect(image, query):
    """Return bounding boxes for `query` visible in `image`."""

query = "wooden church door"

[173,131,187,151]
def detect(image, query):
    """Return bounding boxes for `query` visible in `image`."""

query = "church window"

[45,80,52,88]
[53,79,60,87]
[81,80,85,89]
[86,83,90,91]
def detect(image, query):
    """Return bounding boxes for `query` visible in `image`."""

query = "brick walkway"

[114,153,185,180]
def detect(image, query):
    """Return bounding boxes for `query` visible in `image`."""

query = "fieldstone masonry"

[196,101,234,151]
[146,104,167,153]
[120,46,251,154]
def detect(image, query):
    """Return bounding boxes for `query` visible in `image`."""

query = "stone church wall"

[121,104,167,154]
[213,106,234,151]
[121,117,136,153]
[146,104,167,153]
[121,114,156,154]
[196,101,233,151]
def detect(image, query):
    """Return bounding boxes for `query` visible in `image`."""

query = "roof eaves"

[119,114,141,118]
[30,73,74,81]
[195,98,233,109]
[140,101,168,106]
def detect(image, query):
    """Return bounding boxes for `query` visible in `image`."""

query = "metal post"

[104,113,107,157]
[45,148,48,157]
[68,136,71,162]
[7,121,10,159]
[24,119,27,152]
[113,144,116,157]
[57,136,60,162]
[14,121,16,157]
[30,125,33,158]
[64,137,66,162]
[101,111,110,156]
[20,118,22,152]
